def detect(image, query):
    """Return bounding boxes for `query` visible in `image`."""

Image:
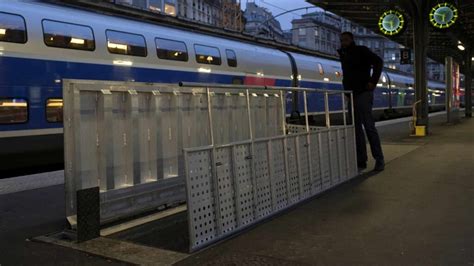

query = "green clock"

[430,2,458,29]
[378,10,405,36]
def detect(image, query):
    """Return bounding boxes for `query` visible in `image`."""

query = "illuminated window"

[164,1,176,16]
[46,99,63,123]
[43,20,95,51]
[195,44,221,65]
[156,38,188,61]
[0,12,27,44]
[0,98,28,124]
[226,49,237,67]
[335,71,341,77]
[317,63,324,75]
[106,30,147,57]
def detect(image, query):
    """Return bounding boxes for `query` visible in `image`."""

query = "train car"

[0,0,447,175]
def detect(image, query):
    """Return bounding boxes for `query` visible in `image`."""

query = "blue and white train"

[0,0,448,174]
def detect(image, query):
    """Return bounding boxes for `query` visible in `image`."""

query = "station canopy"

[307,0,474,73]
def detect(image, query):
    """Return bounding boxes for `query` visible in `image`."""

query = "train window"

[46,99,63,123]
[155,38,188,61]
[195,44,221,65]
[0,98,28,124]
[43,20,95,51]
[106,30,147,57]
[318,63,324,75]
[226,49,237,67]
[0,12,27,44]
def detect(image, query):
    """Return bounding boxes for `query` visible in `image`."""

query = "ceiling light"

[0,29,6,35]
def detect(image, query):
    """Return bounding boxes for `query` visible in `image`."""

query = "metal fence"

[181,83,358,252]
[63,80,286,225]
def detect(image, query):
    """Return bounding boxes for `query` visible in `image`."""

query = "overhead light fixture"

[471,57,474,61]
[457,41,465,51]
[70,38,85,45]
[0,29,6,35]
[256,72,264,77]
[113,60,133,66]
[323,78,330,82]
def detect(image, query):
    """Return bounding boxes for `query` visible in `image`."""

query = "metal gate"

[182,83,358,252]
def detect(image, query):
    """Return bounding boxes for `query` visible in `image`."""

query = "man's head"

[340,32,354,49]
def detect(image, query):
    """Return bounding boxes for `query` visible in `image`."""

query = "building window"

[0,12,27,44]
[155,38,188,61]
[194,44,221,65]
[43,20,95,51]
[314,28,319,36]
[46,99,63,123]
[0,98,28,124]
[106,30,147,57]
[226,49,237,67]
[164,0,176,16]
[299,28,306,36]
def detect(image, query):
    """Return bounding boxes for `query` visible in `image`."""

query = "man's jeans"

[352,91,384,164]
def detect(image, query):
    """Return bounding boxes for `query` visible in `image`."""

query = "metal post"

[465,48,473,118]
[303,91,314,194]
[206,87,222,235]
[280,91,286,135]
[412,2,430,131]
[446,56,454,123]
[324,92,330,128]
[245,89,258,220]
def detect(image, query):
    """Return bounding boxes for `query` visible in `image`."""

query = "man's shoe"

[357,162,367,172]
[373,161,385,172]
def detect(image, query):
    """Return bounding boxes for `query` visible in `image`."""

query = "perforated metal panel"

[319,131,331,190]
[185,150,217,249]
[328,130,340,185]
[215,147,237,234]
[270,139,287,210]
[297,136,312,199]
[337,129,348,181]
[286,137,300,204]
[253,142,272,218]
[233,144,254,227]
[310,134,322,194]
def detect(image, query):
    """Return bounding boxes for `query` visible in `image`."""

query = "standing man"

[338,32,385,172]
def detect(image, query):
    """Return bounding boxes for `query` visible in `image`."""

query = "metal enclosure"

[182,85,358,252]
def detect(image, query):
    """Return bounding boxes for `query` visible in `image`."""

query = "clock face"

[430,3,458,29]
[379,10,405,36]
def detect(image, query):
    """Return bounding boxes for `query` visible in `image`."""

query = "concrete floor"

[1,115,472,265]
[176,117,474,265]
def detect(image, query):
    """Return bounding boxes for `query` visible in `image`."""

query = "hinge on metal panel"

[101,89,112,95]
[123,133,127,146]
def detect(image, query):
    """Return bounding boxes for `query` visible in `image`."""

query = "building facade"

[243,2,286,43]
[291,12,341,56]
[114,0,178,15]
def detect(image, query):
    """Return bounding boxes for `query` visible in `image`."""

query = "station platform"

[1,113,472,265]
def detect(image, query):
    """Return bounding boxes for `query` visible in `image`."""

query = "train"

[0,0,451,176]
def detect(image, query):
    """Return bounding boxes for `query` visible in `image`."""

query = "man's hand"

[367,82,376,91]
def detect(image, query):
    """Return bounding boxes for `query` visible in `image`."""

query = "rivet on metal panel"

[100,89,112,95]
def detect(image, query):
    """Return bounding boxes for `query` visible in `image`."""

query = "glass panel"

[226,49,237,67]
[46,99,63,123]
[106,30,147,57]
[0,98,28,124]
[155,38,188,61]
[43,20,95,51]
[0,12,27,44]
[195,44,221,65]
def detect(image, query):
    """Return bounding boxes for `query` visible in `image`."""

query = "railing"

[180,82,358,252]
[63,80,357,242]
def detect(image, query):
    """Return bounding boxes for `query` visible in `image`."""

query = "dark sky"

[241,0,321,30]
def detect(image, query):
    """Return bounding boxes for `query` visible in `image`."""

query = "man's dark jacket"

[337,43,383,94]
